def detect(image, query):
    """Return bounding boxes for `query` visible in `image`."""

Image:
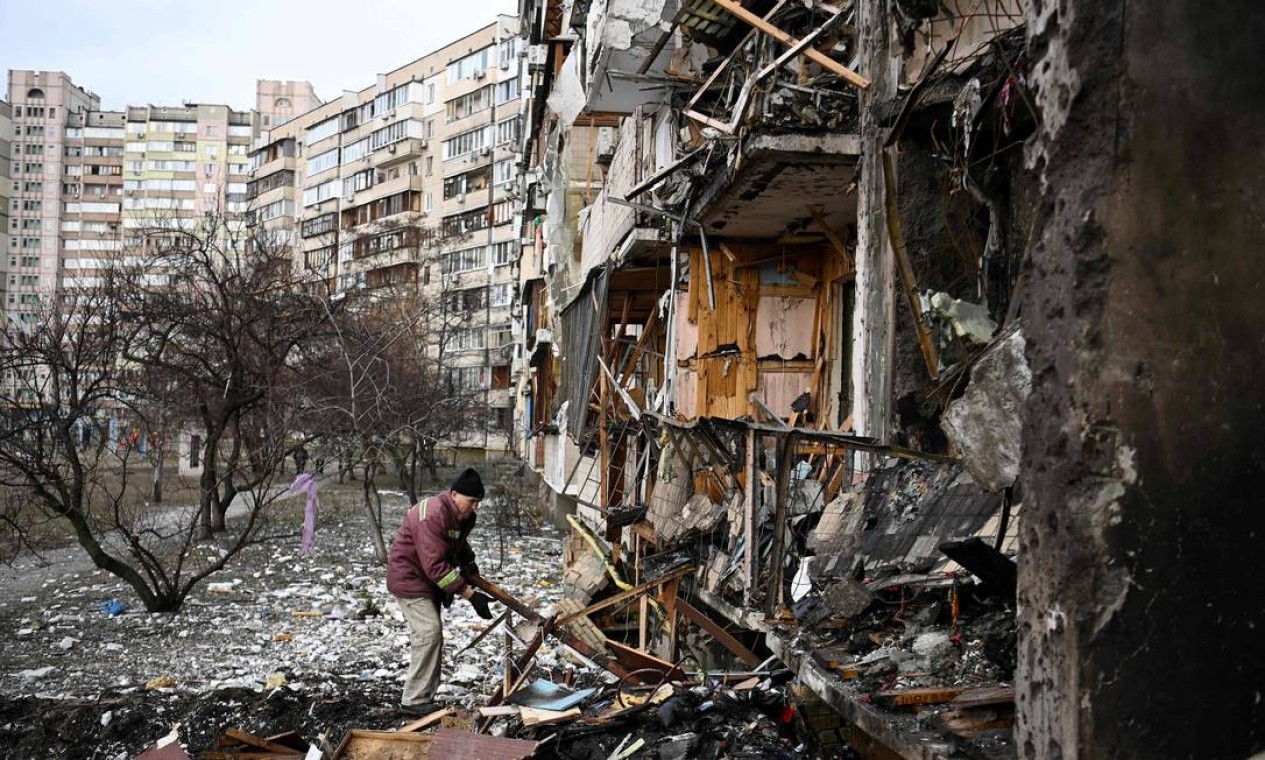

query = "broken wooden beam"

[874,686,967,708]
[399,707,454,733]
[676,597,762,668]
[555,563,695,626]
[710,0,870,89]
[881,148,941,379]
[472,576,543,622]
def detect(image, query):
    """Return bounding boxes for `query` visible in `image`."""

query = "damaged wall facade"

[506,0,1261,755]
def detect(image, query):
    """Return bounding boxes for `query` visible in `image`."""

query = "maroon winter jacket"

[387,492,478,600]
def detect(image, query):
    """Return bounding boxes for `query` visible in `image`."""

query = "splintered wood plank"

[221,729,299,754]
[398,707,454,732]
[950,685,1016,709]
[875,686,967,708]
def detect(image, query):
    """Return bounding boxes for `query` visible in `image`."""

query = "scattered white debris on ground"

[0,487,565,755]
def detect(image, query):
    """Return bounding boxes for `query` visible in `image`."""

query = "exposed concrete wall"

[1017,1,1265,756]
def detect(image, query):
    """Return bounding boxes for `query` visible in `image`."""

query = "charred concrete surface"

[1017,0,1265,756]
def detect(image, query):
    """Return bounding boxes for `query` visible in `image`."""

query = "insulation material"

[547,49,586,128]
[756,296,818,359]
[675,367,698,418]
[675,291,698,359]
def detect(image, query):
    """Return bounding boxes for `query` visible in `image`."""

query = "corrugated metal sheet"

[557,264,610,438]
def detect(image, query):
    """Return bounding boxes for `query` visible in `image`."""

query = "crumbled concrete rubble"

[941,328,1031,490]
[0,491,569,756]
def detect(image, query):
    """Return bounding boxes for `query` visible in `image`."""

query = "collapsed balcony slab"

[695,132,861,240]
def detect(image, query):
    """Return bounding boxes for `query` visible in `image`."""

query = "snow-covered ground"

[0,486,566,756]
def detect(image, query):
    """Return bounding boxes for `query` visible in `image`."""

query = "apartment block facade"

[5,70,311,327]
[247,16,526,463]
[0,100,11,330]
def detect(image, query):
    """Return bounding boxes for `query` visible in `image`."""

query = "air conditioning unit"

[500,59,511,71]
[418,139,428,149]
[473,70,487,80]
[526,45,547,69]
[387,145,397,154]
[480,148,492,157]
[456,192,466,203]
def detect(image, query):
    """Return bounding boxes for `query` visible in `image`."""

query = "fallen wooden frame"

[555,563,696,626]
[710,0,869,89]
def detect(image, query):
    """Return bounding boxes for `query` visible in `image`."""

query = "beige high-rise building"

[6,71,99,328]
[247,15,525,463]
[5,70,317,327]
[0,99,11,330]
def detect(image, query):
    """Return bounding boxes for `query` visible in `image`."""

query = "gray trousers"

[397,595,443,706]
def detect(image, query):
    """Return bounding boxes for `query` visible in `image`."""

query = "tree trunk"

[362,462,388,563]
[152,445,164,504]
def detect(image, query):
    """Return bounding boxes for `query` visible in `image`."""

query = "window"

[246,170,295,199]
[448,366,484,391]
[205,125,218,137]
[494,159,516,186]
[370,120,409,150]
[305,245,335,270]
[442,245,486,274]
[446,86,492,122]
[495,117,520,145]
[444,165,489,199]
[490,282,512,307]
[443,206,494,237]
[303,179,342,207]
[301,213,337,239]
[306,117,339,144]
[426,83,436,104]
[492,200,514,225]
[307,148,340,176]
[492,241,516,266]
[443,126,488,160]
[228,125,252,137]
[84,126,125,139]
[496,77,520,104]
[426,156,433,176]
[342,138,369,164]
[447,46,493,83]
[346,169,374,193]
[450,328,485,351]
[498,37,521,67]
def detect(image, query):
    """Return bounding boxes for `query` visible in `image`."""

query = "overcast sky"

[2,0,519,111]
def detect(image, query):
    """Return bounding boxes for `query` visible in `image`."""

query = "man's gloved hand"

[468,591,495,620]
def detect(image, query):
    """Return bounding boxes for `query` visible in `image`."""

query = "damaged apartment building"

[511,0,1265,757]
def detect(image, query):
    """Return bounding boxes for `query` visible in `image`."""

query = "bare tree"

[114,213,330,538]
[0,265,307,612]
[302,220,488,561]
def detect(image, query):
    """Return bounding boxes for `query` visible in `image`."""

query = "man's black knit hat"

[450,468,485,499]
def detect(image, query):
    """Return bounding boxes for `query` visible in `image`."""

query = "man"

[387,468,497,716]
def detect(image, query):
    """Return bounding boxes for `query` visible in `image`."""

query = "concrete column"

[1018,1,1265,756]
[851,0,900,443]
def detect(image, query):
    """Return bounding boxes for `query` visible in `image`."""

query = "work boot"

[399,700,442,717]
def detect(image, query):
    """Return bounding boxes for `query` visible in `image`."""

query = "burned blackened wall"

[1018,1,1265,757]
